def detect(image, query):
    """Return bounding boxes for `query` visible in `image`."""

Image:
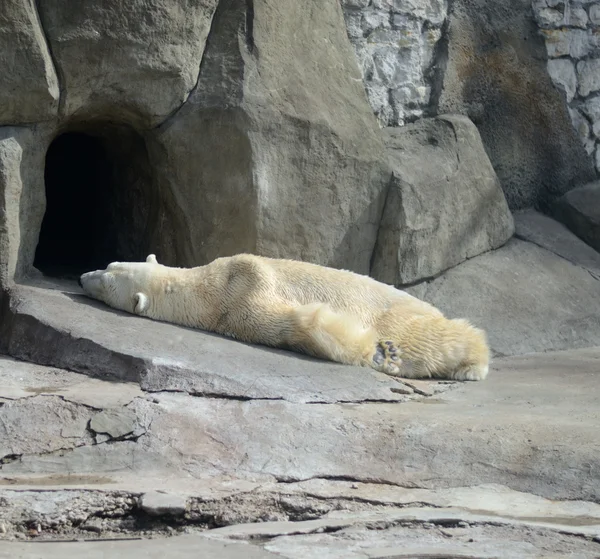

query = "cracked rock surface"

[1,207,600,555]
[1,344,599,556]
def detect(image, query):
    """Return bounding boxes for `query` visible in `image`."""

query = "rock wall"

[0,0,598,292]
[341,0,447,126]
[0,0,390,287]
[533,0,600,174]
[341,0,598,210]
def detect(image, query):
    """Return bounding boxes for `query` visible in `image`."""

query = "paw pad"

[373,340,402,375]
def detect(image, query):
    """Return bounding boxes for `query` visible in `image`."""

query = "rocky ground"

[0,347,599,557]
[1,210,600,556]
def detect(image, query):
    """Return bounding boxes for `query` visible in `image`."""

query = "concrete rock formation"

[533,0,600,174]
[372,115,514,285]
[437,0,597,210]
[1,0,600,553]
[553,180,600,252]
[407,210,600,357]
[341,0,448,126]
[0,0,390,286]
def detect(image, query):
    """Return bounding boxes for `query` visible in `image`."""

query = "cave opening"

[34,124,158,280]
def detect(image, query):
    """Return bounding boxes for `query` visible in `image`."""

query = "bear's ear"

[146,254,158,264]
[134,292,149,314]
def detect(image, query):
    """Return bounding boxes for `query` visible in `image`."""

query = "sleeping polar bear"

[80,254,490,381]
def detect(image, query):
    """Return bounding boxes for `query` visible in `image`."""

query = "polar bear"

[80,253,490,381]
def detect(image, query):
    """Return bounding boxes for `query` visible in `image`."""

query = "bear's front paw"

[372,340,402,375]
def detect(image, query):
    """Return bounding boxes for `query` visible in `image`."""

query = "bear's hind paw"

[372,340,402,375]
[451,363,489,381]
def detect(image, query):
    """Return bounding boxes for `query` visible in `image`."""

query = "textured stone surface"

[372,115,514,285]
[3,280,425,404]
[0,536,281,558]
[3,348,600,503]
[407,237,600,357]
[341,0,447,125]
[0,0,389,289]
[139,491,187,516]
[533,0,600,174]
[89,409,139,439]
[553,180,600,251]
[0,355,143,406]
[583,96,600,137]
[438,0,597,209]
[514,209,600,275]
[0,127,50,287]
[36,0,220,126]
[0,0,59,124]
[547,58,577,102]
[148,0,390,273]
[0,395,94,458]
[2,524,599,558]
[263,523,600,558]
[578,58,600,97]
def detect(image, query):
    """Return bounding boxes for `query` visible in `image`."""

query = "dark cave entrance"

[34,124,158,280]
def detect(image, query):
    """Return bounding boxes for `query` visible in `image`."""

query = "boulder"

[148,0,391,273]
[36,0,220,126]
[406,213,600,356]
[515,207,600,273]
[0,0,59,124]
[0,126,50,286]
[371,115,514,286]
[552,181,600,253]
[436,0,597,210]
[0,0,390,288]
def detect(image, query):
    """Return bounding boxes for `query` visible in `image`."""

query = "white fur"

[80,254,490,381]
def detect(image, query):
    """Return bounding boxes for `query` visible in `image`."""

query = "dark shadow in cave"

[34,124,158,280]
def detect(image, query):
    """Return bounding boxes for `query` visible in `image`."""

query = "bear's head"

[80,254,162,316]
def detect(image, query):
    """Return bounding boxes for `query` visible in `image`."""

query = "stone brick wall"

[341,0,447,126]
[529,1,599,173]
[341,0,599,177]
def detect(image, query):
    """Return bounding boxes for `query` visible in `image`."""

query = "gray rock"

[582,96,600,138]
[341,0,446,126]
[552,181,600,252]
[568,6,589,28]
[128,348,600,501]
[406,237,600,357]
[590,4,600,25]
[89,408,138,439]
[514,209,600,276]
[543,28,591,58]
[0,395,93,458]
[437,0,597,210]
[0,536,282,559]
[264,522,600,559]
[569,107,595,156]
[578,59,600,98]
[139,491,187,516]
[0,0,59,124]
[534,7,565,28]
[0,355,143,406]
[547,58,577,102]
[2,440,174,477]
[372,115,514,285]
[36,0,219,126]
[0,126,51,286]
[148,0,390,274]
